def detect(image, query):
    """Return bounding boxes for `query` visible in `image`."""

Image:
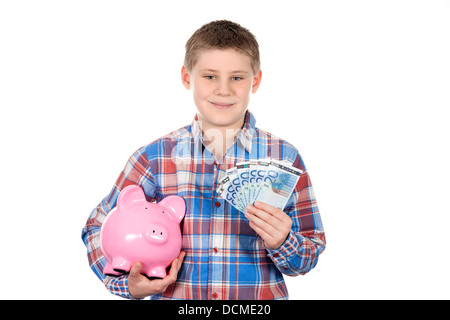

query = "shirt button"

[212,292,218,299]
[215,201,221,207]
[213,247,219,253]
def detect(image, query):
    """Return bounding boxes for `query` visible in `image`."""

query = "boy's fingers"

[127,255,185,299]
[159,251,186,284]
[171,251,186,274]
[249,220,272,241]
[178,251,186,267]
[246,210,277,236]
[246,202,292,250]
[253,201,277,213]
[248,202,292,226]
[129,261,142,277]
[246,204,276,228]
[253,201,288,220]
[161,259,181,286]
[166,261,178,281]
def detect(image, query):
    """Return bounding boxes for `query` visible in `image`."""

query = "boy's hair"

[184,20,260,74]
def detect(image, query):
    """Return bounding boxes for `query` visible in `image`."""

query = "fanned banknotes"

[217,158,303,211]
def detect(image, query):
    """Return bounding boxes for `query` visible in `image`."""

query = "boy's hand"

[128,251,186,299]
[245,202,292,250]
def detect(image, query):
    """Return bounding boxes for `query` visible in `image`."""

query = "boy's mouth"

[209,101,234,109]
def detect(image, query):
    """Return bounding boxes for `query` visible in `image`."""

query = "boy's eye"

[205,75,215,80]
[232,76,243,81]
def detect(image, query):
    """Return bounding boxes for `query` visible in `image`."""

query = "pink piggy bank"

[100,185,185,279]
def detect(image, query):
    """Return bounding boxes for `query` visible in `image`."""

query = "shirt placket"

[209,162,226,300]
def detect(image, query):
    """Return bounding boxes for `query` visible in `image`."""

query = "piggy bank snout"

[145,223,168,244]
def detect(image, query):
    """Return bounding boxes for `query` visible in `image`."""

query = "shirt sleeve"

[266,153,326,276]
[81,146,157,299]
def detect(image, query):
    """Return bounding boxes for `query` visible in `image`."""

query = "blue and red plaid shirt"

[81,111,326,299]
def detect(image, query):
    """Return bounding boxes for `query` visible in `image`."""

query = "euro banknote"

[217,158,303,211]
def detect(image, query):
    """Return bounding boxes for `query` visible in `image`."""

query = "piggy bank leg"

[103,262,122,276]
[111,257,132,274]
[143,265,167,279]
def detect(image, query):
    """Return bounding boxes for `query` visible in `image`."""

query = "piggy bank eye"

[145,207,148,210]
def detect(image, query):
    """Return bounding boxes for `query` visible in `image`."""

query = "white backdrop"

[1,0,449,300]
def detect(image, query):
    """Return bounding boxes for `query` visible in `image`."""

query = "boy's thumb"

[130,261,142,277]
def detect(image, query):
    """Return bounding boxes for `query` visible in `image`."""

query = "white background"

[1,0,449,300]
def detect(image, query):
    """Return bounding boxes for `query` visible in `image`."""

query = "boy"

[82,20,326,300]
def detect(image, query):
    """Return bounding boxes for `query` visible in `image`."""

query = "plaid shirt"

[81,111,326,300]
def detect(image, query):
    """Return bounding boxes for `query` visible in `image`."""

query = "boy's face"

[181,48,262,132]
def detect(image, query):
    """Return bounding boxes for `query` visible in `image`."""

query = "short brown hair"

[184,20,260,74]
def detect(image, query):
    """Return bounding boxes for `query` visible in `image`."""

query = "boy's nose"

[215,80,231,96]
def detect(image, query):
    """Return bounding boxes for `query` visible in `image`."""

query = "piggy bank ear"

[159,195,186,223]
[117,185,146,210]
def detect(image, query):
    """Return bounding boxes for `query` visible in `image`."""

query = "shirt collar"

[238,110,256,153]
[191,110,256,154]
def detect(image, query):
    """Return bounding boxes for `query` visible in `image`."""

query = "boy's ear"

[251,70,262,94]
[181,66,191,90]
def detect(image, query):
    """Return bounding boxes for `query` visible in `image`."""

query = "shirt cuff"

[265,232,301,271]
[104,275,141,300]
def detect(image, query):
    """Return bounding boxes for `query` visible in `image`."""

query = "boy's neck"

[198,118,244,162]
